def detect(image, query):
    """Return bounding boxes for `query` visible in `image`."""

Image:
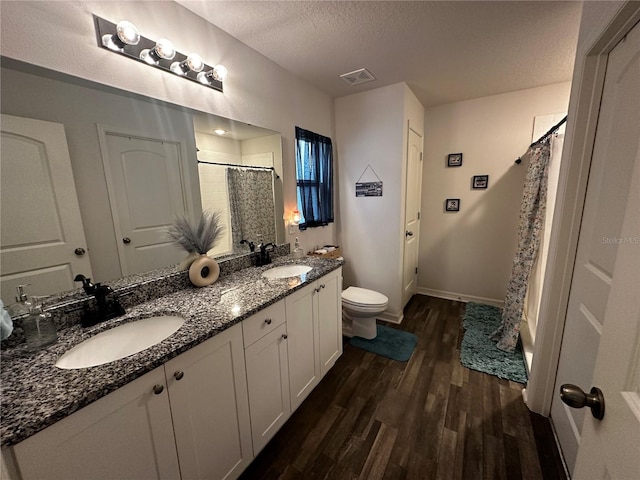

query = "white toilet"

[341,286,389,339]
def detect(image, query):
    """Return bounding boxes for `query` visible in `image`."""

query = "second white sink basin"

[55,316,185,370]
[262,265,312,279]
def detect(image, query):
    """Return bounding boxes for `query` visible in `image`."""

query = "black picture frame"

[445,198,460,212]
[447,153,463,167]
[472,175,489,189]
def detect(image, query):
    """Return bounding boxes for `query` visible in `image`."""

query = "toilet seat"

[342,286,388,308]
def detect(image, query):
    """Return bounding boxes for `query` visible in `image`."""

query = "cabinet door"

[244,324,290,454]
[285,282,320,412]
[12,367,179,480]
[165,323,252,480]
[318,268,343,377]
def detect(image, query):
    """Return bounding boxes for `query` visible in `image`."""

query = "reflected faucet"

[256,242,275,267]
[74,274,126,327]
[240,239,256,252]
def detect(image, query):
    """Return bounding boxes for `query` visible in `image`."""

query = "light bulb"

[101,20,140,51]
[213,64,228,81]
[197,70,212,84]
[170,53,204,75]
[139,38,176,65]
[292,209,302,224]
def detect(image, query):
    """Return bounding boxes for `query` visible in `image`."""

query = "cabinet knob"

[153,384,164,395]
[264,318,272,325]
[314,287,321,293]
[174,371,184,381]
[282,334,288,340]
[123,237,131,244]
[320,284,326,289]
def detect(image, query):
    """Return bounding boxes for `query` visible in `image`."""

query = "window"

[295,126,334,229]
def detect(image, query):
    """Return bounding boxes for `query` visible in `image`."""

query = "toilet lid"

[342,286,388,307]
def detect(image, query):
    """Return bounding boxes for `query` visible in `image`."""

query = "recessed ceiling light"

[214,129,226,135]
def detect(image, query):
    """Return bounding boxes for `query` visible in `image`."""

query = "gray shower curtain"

[227,168,276,251]
[492,140,552,352]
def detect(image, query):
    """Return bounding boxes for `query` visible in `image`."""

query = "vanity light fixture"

[94,15,225,93]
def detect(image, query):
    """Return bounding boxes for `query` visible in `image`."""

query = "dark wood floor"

[239,295,567,480]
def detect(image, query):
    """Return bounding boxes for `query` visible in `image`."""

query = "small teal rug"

[350,325,417,362]
[460,303,528,384]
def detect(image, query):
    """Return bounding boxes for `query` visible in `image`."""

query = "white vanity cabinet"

[8,323,252,480]
[10,366,181,480]
[285,267,342,412]
[242,301,291,454]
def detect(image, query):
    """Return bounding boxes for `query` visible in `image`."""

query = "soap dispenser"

[23,296,58,351]
[6,284,33,318]
[292,237,305,259]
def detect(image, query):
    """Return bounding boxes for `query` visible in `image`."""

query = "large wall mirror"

[0,58,285,306]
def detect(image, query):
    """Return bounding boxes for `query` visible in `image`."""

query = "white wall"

[419,82,571,304]
[0,0,336,258]
[335,83,423,320]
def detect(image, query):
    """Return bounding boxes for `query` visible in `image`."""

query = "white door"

[551,20,640,476]
[99,127,193,276]
[0,114,92,304]
[402,128,423,306]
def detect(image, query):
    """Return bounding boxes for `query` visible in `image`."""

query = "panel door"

[285,282,320,412]
[570,20,640,479]
[165,323,253,480]
[244,323,291,454]
[551,19,640,475]
[12,367,179,480]
[0,114,92,305]
[402,128,423,307]
[317,269,343,378]
[99,127,193,276]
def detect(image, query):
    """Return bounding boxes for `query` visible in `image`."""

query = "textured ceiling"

[175,1,582,108]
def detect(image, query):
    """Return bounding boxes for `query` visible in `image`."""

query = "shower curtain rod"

[197,160,279,179]
[515,115,567,164]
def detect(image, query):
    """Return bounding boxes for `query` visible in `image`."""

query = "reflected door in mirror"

[0,115,93,305]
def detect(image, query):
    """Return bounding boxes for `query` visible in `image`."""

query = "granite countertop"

[0,256,342,448]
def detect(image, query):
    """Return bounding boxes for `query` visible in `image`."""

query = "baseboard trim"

[378,311,403,325]
[416,288,504,307]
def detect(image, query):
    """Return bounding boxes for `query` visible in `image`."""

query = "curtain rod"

[197,160,279,178]
[515,115,568,165]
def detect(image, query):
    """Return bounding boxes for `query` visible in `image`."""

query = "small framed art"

[445,198,460,212]
[447,153,463,167]
[472,175,489,189]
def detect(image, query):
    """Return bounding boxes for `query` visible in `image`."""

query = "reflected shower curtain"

[227,168,276,251]
[492,140,552,352]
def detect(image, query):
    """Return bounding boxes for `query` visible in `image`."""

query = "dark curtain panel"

[295,126,334,229]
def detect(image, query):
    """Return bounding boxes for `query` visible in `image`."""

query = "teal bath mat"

[350,324,417,362]
[460,303,527,383]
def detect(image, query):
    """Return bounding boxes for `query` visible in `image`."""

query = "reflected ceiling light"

[214,129,226,135]
[197,64,228,85]
[170,53,204,76]
[95,15,225,93]
[139,38,176,65]
[101,20,140,51]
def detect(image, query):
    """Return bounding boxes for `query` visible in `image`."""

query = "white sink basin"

[55,316,185,369]
[262,265,312,279]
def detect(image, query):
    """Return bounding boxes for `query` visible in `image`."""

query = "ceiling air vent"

[340,68,376,86]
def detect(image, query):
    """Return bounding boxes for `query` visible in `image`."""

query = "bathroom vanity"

[0,256,343,480]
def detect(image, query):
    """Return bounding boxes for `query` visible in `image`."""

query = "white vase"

[188,255,220,287]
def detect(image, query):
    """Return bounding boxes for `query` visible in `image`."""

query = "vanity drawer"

[242,300,286,347]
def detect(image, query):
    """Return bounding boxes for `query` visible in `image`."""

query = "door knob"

[74,247,86,256]
[560,384,605,420]
[122,237,131,244]
[405,231,414,237]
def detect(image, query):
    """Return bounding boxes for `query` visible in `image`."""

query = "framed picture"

[445,198,460,212]
[447,153,463,167]
[472,175,489,189]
